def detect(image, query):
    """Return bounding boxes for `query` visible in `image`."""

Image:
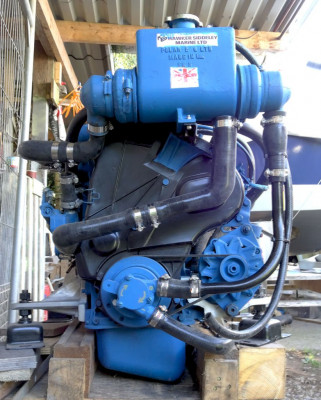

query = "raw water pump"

[19,14,292,381]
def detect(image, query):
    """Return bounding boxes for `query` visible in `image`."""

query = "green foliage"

[302,349,321,368]
[114,53,137,70]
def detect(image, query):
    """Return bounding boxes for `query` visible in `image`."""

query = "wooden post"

[198,343,286,400]
[52,321,96,397]
[238,343,286,400]
[47,358,86,400]
[197,349,238,400]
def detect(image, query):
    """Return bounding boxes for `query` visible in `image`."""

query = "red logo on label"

[173,68,198,83]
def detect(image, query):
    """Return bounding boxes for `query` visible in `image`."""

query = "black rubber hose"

[159,181,285,298]
[149,310,233,354]
[52,117,239,254]
[237,135,255,181]
[204,171,293,340]
[19,135,105,164]
[235,41,262,70]
[66,108,87,142]
[238,123,269,204]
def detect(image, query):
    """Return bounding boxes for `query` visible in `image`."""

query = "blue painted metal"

[81,24,290,128]
[199,197,263,316]
[154,133,208,172]
[40,189,79,233]
[100,256,170,327]
[96,327,186,381]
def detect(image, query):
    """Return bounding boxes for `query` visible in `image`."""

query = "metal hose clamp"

[261,115,285,126]
[158,274,170,297]
[133,209,145,232]
[149,307,166,328]
[51,142,60,161]
[66,142,75,162]
[264,168,289,178]
[88,124,109,136]
[189,275,201,298]
[148,206,160,228]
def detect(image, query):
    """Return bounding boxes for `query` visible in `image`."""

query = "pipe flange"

[148,206,160,229]
[133,209,145,232]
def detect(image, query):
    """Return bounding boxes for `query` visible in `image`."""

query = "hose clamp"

[88,124,109,136]
[158,274,170,297]
[133,209,145,232]
[149,307,166,328]
[51,142,60,161]
[264,168,289,178]
[66,142,74,162]
[261,115,285,126]
[189,275,201,298]
[60,174,78,185]
[148,206,160,228]
[61,198,83,210]
[215,119,234,128]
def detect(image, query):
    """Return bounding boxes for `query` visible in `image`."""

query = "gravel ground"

[282,319,321,399]
[285,349,321,400]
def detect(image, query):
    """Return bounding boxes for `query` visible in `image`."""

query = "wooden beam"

[36,0,78,90]
[56,20,285,50]
[57,20,152,46]
[234,29,286,51]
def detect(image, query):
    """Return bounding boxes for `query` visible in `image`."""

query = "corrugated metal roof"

[48,0,308,85]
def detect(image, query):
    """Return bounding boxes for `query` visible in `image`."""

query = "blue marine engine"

[20,15,292,382]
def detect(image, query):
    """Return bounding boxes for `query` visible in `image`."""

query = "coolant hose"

[66,108,88,142]
[204,171,293,339]
[235,41,262,70]
[52,116,239,254]
[239,123,269,204]
[149,308,233,354]
[19,135,105,164]
[158,181,285,298]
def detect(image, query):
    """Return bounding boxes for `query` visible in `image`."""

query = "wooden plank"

[0,381,21,398]
[0,344,37,372]
[47,358,85,400]
[56,20,152,46]
[53,321,95,397]
[56,20,285,50]
[238,343,285,400]
[234,29,287,51]
[294,280,321,293]
[197,350,238,400]
[36,0,78,90]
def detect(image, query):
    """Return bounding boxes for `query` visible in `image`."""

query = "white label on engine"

[157,33,218,47]
[170,67,199,89]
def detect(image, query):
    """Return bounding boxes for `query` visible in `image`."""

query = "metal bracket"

[83,188,100,205]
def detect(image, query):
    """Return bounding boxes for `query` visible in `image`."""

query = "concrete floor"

[281,320,321,351]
